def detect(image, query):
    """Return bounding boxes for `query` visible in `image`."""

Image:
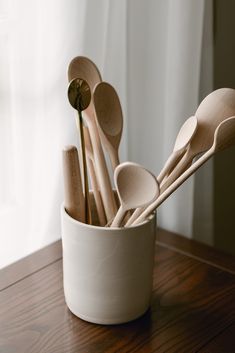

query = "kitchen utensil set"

[63,56,235,228]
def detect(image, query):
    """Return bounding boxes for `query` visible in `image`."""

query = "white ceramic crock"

[61,205,156,325]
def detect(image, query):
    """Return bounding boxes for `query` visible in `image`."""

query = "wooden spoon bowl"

[111,162,159,227]
[94,82,123,170]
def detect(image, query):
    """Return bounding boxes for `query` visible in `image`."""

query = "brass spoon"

[133,116,235,226]
[160,88,235,193]
[68,77,91,224]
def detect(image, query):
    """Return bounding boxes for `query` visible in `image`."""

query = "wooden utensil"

[62,145,85,222]
[83,126,106,226]
[160,88,235,193]
[93,82,123,171]
[133,115,235,226]
[125,179,159,227]
[68,56,117,222]
[125,116,197,227]
[157,116,197,184]
[67,77,91,224]
[111,162,159,228]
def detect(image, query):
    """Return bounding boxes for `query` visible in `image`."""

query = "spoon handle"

[157,150,182,184]
[109,148,120,172]
[160,147,193,192]
[125,193,159,226]
[133,147,214,226]
[76,113,92,224]
[125,207,143,227]
[111,205,126,227]
[87,117,118,221]
[87,157,106,226]
[62,146,85,222]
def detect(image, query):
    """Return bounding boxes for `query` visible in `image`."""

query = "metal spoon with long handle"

[133,116,235,226]
[93,82,123,171]
[68,56,117,222]
[126,116,197,227]
[111,162,159,228]
[157,116,197,184]
[68,78,91,224]
[83,126,106,226]
[160,88,235,193]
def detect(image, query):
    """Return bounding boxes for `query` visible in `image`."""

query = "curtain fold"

[0,0,211,268]
[126,0,206,237]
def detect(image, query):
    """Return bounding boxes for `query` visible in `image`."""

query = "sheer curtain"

[0,0,211,268]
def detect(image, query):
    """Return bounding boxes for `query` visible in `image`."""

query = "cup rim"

[61,203,155,231]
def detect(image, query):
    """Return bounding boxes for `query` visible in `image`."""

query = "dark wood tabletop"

[0,228,235,353]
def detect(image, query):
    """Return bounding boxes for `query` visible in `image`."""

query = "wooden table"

[1,229,235,353]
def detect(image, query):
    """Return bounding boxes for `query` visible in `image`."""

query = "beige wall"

[214,0,235,254]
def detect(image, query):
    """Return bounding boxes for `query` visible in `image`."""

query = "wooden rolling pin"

[62,145,85,222]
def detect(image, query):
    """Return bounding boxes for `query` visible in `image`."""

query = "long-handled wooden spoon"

[111,162,159,228]
[62,145,85,222]
[157,116,197,184]
[124,179,159,227]
[67,78,91,224]
[93,82,123,171]
[133,116,235,226]
[83,126,106,226]
[125,117,196,227]
[160,88,235,193]
[68,56,117,222]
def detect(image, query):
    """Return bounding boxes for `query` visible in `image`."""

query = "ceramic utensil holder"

[61,198,156,325]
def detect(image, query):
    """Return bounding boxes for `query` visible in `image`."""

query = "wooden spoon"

[157,116,197,184]
[93,82,123,171]
[111,162,159,228]
[83,126,106,226]
[125,116,196,227]
[160,88,235,193]
[133,116,235,226]
[68,56,117,221]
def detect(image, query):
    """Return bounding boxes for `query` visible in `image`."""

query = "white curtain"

[0,0,211,268]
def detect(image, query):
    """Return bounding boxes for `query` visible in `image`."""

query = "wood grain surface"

[0,229,235,353]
